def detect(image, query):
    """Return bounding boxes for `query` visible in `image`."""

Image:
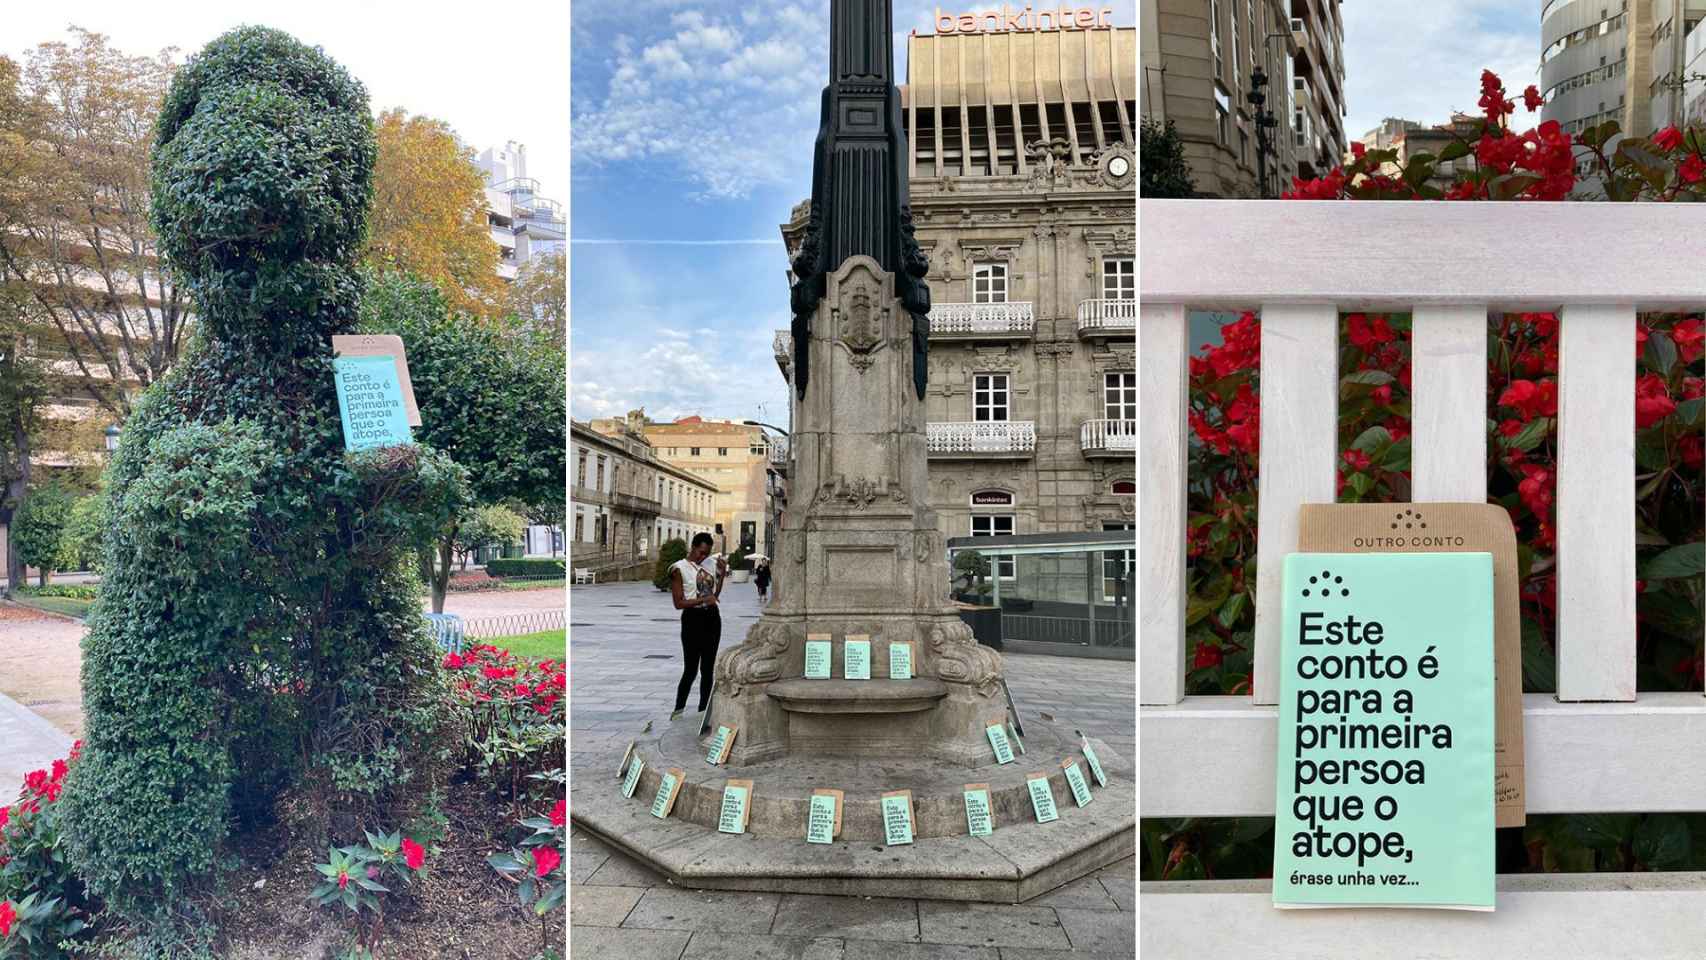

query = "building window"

[574,510,585,542]
[973,373,1010,422]
[1105,372,1137,421]
[972,262,1008,304]
[1215,87,1231,145]
[1210,0,1222,80]
[971,514,1016,579]
[690,447,701,456]
[1102,258,1135,301]
[576,450,587,489]
[719,447,728,457]
[1102,522,1135,603]
[595,456,606,491]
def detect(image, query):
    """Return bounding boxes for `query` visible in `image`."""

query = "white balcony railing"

[767,436,789,465]
[929,301,1035,336]
[925,421,1036,456]
[1080,418,1136,455]
[1077,298,1137,334]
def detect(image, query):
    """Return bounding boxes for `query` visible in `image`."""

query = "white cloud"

[1343,2,1537,140]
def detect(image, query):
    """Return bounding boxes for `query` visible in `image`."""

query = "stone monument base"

[572,715,1135,903]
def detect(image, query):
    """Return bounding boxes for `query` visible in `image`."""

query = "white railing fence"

[1078,297,1138,332]
[1081,417,1138,452]
[925,420,1038,454]
[1139,200,1706,955]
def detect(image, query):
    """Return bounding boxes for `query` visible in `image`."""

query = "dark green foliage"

[1140,118,1197,199]
[653,538,688,591]
[11,481,75,584]
[486,558,565,578]
[62,27,467,927]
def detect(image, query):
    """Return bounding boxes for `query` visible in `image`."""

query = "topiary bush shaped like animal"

[61,27,468,924]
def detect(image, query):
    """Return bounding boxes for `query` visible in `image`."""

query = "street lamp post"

[1247,66,1277,199]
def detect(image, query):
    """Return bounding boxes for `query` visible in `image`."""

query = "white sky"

[7,2,570,205]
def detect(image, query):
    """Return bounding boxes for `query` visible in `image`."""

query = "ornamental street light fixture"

[104,424,121,455]
[1247,65,1279,199]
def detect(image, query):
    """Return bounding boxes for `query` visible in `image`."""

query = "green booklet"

[1272,552,1495,911]
[332,354,412,451]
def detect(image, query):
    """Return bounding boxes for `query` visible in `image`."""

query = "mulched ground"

[216,780,563,960]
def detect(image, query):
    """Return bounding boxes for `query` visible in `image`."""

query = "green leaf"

[1342,370,1395,387]
[1644,329,1678,375]
[1489,172,1542,200]
[1351,426,1392,453]
[1438,140,1472,162]
[1165,852,1207,881]
[1564,813,1637,851]
[1641,542,1704,580]
[1633,815,1691,868]
[1215,591,1247,628]
[1507,417,1551,452]
[1674,397,1704,428]
[1520,618,1556,693]
[1346,472,1374,497]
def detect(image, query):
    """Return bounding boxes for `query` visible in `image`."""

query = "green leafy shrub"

[11,484,75,586]
[0,746,91,958]
[307,829,428,957]
[488,789,566,956]
[454,505,525,568]
[13,585,96,601]
[61,27,467,929]
[652,538,688,591]
[484,557,564,578]
[440,644,564,813]
[727,546,750,571]
[61,496,105,575]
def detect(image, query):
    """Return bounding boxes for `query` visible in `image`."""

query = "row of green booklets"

[616,725,1110,845]
[802,633,912,679]
[1272,551,1496,911]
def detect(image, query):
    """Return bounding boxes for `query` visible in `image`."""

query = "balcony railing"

[929,301,1035,337]
[767,436,790,466]
[926,421,1036,457]
[1081,418,1137,456]
[610,492,662,515]
[1077,298,1137,335]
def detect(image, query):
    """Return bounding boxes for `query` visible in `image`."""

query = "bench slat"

[1411,306,1489,502]
[1140,302,1189,705]
[1556,304,1637,701]
[1253,304,1339,704]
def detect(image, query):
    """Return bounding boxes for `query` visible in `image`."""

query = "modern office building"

[476,142,566,282]
[777,19,1137,613]
[637,417,777,560]
[1645,0,1706,130]
[571,415,719,577]
[1141,0,1347,197]
[1541,0,1637,138]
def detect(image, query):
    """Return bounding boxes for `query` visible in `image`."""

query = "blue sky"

[568,1,1137,425]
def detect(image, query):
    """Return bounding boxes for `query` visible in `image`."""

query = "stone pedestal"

[710,256,1005,766]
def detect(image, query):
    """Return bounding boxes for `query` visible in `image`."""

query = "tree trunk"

[431,535,454,614]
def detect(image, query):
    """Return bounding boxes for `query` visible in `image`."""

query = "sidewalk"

[0,689,73,801]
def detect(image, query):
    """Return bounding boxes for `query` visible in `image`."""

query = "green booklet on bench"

[1272,552,1495,911]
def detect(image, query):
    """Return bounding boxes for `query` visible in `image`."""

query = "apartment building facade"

[476,142,566,282]
[572,416,718,573]
[638,418,776,560]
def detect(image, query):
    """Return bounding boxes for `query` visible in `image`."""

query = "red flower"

[337,871,349,890]
[1684,376,1705,400]
[1341,450,1372,473]
[1673,319,1706,363]
[51,759,67,782]
[1517,464,1554,518]
[1680,153,1706,184]
[0,900,14,938]
[0,806,8,831]
[1653,126,1684,152]
[1192,642,1223,670]
[1681,434,1704,470]
[1498,379,1557,420]
[402,838,426,871]
[1371,384,1393,407]
[1346,313,1395,350]
[532,846,561,877]
[443,653,463,669]
[1498,419,1525,438]
[1351,141,1366,159]
[514,683,531,698]
[1522,85,1544,112]
[550,799,567,828]
[1636,373,1676,428]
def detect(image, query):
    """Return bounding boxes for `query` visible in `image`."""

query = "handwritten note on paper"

[964,784,994,837]
[1062,759,1093,807]
[986,723,1016,765]
[1027,774,1059,823]
[650,771,680,819]
[889,641,913,680]
[1081,742,1108,788]
[806,794,838,844]
[718,782,750,835]
[882,791,914,846]
[804,637,832,679]
[844,636,871,680]
[621,756,644,799]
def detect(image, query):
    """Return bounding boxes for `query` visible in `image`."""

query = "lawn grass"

[12,594,95,619]
[483,629,565,660]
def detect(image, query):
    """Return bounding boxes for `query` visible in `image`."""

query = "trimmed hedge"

[485,558,565,578]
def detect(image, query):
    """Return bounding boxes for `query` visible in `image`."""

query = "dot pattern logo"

[1391,508,1427,531]
[1301,569,1350,599]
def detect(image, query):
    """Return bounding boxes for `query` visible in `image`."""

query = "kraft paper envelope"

[332,334,420,426]
[1300,503,1525,828]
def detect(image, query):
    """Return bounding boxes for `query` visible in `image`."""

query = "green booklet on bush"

[1272,552,1495,911]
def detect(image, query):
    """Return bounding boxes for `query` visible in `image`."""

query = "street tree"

[360,271,565,611]
[365,109,506,319]
[507,250,566,348]
[12,481,75,586]
[0,29,188,417]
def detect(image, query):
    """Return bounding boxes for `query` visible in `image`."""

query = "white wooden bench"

[1139,199,1706,958]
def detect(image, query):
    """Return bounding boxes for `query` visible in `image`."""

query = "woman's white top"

[673,558,719,602]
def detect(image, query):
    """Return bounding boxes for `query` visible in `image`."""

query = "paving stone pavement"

[567,580,1135,958]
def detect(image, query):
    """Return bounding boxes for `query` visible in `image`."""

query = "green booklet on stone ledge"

[1272,552,1496,911]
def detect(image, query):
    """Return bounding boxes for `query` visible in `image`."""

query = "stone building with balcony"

[573,414,719,579]
[778,23,1137,561]
[639,417,777,560]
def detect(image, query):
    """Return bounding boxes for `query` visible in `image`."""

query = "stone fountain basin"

[614,715,1127,842]
[766,677,948,714]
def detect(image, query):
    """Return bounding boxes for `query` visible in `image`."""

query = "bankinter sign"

[935,5,1116,34]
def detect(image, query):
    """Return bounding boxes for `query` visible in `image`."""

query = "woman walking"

[669,532,725,720]
[754,559,772,604]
